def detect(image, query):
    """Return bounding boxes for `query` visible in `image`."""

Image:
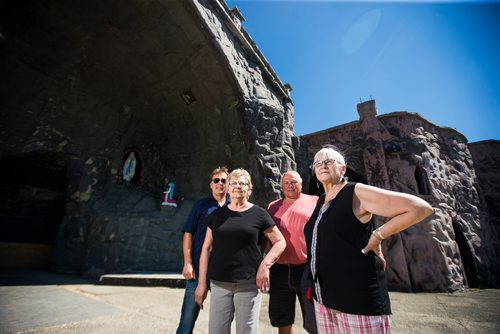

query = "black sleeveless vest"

[304,182,391,315]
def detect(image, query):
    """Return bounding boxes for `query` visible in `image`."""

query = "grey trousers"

[209,280,262,334]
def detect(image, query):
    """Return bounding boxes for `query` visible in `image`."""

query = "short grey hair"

[281,170,303,184]
[227,168,253,199]
[312,145,346,177]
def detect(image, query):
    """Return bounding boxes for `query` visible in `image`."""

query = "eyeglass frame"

[311,159,337,168]
[228,181,249,187]
[281,179,300,187]
[212,178,226,184]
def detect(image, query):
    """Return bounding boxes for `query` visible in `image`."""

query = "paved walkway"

[1,270,499,333]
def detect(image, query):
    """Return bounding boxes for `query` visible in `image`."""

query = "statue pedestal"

[160,205,176,217]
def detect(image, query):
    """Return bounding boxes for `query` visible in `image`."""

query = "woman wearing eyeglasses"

[195,168,286,334]
[305,146,433,333]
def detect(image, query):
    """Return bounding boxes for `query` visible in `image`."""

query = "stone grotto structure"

[0,0,295,277]
[1,0,498,292]
[296,100,500,291]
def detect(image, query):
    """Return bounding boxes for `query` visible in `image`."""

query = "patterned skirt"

[314,301,391,334]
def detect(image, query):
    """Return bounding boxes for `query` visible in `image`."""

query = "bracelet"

[372,227,385,240]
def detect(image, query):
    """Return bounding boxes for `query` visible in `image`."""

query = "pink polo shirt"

[267,193,318,265]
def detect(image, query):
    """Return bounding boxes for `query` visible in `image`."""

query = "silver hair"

[227,168,253,199]
[281,170,303,184]
[311,146,347,179]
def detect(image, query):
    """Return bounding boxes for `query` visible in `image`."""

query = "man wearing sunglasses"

[176,166,230,334]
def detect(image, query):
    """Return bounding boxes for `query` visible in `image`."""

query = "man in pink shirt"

[267,171,318,334]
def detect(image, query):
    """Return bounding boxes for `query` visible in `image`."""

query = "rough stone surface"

[193,0,296,201]
[469,140,500,244]
[0,0,294,277]
[296,100,500,291]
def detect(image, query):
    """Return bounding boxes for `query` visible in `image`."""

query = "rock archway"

[0,0,295,276]
[0,153,67,268]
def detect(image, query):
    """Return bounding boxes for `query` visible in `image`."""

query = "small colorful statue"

[162,177,177,207]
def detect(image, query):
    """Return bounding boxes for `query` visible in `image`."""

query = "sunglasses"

[212,178,226,184]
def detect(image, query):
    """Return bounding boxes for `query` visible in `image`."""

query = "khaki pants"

[209,280,262,334]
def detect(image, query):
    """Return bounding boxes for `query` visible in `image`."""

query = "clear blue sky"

[226,0,500,143]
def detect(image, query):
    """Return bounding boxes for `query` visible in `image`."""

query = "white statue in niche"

[123,152,137,187]
[162,177,177,207]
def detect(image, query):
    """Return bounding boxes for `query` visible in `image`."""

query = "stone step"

[99,273,185,288]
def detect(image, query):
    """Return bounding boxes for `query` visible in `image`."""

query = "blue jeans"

[176,279,200,334]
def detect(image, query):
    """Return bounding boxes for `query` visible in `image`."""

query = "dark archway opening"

[307,167,367,196]
[0,153,67,268]
[345,168,367,184]
[308,175,323,196]
[452,220,479,288]
[415,166,430,195]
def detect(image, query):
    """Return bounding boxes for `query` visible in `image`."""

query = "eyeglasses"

[228,181,249,187]
[312,159,336,168]
[212,178,226,184]
[282,180,299,187]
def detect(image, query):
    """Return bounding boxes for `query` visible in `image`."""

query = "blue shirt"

[181,195,229,276]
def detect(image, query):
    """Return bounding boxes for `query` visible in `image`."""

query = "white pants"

[209,280,262,334]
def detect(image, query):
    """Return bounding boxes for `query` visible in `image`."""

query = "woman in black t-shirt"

[195,168,285,334]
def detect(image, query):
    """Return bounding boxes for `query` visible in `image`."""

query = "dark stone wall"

[192,0,296,204]
[469,140,500,280]
[0,153,67,244]
[0,0,246,196]
[0,0,295,276]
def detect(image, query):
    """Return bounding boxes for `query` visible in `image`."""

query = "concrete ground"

[1,270,499,334]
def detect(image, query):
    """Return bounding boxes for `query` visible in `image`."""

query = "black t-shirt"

[206,205,275,283]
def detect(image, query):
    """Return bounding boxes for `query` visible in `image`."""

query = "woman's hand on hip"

[362,235,387,271]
